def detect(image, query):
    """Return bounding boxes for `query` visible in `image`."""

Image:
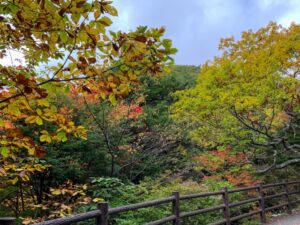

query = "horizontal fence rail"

[3,180,300,225]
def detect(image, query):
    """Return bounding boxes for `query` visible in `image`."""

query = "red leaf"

[82,85,92,94]
[35,147,46,158]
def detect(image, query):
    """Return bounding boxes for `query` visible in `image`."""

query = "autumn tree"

[0,0,176,218]
[193,148,259,187]
[172,22,300,172]
[0,0,176,157]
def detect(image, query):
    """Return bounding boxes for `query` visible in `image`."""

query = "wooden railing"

[2,180,300,225]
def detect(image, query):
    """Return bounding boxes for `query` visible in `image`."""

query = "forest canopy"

[172,22,300,173]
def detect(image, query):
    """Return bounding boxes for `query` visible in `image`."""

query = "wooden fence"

[2,180,300,225]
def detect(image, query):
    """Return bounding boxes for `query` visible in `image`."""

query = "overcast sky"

[111,0,300,65]
[1,0,299,67]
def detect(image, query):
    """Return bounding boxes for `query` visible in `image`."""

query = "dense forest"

[1,1,300,225]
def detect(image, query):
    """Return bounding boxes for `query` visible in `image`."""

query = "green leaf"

[8,3,18,14]
[0,147,9,157]
[71,14,81,24]
[106,5,118,16]
[109,31,116,38]
[170,48,178,54]
[60,31,68,43]
[57,131,67,142]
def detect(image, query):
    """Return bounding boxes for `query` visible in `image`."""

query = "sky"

[111,0,300,65]
[1,0,299,66]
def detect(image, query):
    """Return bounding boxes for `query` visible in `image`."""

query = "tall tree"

[172,22,300,172]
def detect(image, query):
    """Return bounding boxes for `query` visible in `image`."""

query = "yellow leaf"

[50,188,61,195]
[28,148,35,155]
[40,134,51,143]
[94,10,101,19]
[36,117,43,125]
[36,108,42,116]
[21,174,30,182]
[50,105,57,113]
[25,116,37,124]
[11,177,18,185]
[109,94,117,105]
[37,99,50,107]
[99,16,112,26]
[93,197,104,203]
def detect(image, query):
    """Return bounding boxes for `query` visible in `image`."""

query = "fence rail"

[2,180,300,225]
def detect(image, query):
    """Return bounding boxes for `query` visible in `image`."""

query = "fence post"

[172,191,180,225]
[0,217,16,225]
[222,187,230,225]
[284,180,292,214]
[97,202,109,225]
[258,184,266,223]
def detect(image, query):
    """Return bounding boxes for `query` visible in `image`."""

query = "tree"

[172,22,300,172]
[0,0,176,175]
[0,0,176,156]
[0,0,176,218]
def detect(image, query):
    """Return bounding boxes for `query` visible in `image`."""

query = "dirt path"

[267,213,300,225]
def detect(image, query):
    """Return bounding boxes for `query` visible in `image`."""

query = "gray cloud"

[111,0,299,65]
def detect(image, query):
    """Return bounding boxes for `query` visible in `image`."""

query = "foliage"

[122,65,200,179]
[193,147,260,187]
[172,22,300,172]
[44,65,200,183]
[104,178,224,225]
[0,0,176,220]
[1,178,90,223]
[0,0,175,173]
[105,177,255,225]
[141,65,200,105]
[88,177,145,207]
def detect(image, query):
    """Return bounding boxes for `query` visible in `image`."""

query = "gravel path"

[267,213,300,225]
